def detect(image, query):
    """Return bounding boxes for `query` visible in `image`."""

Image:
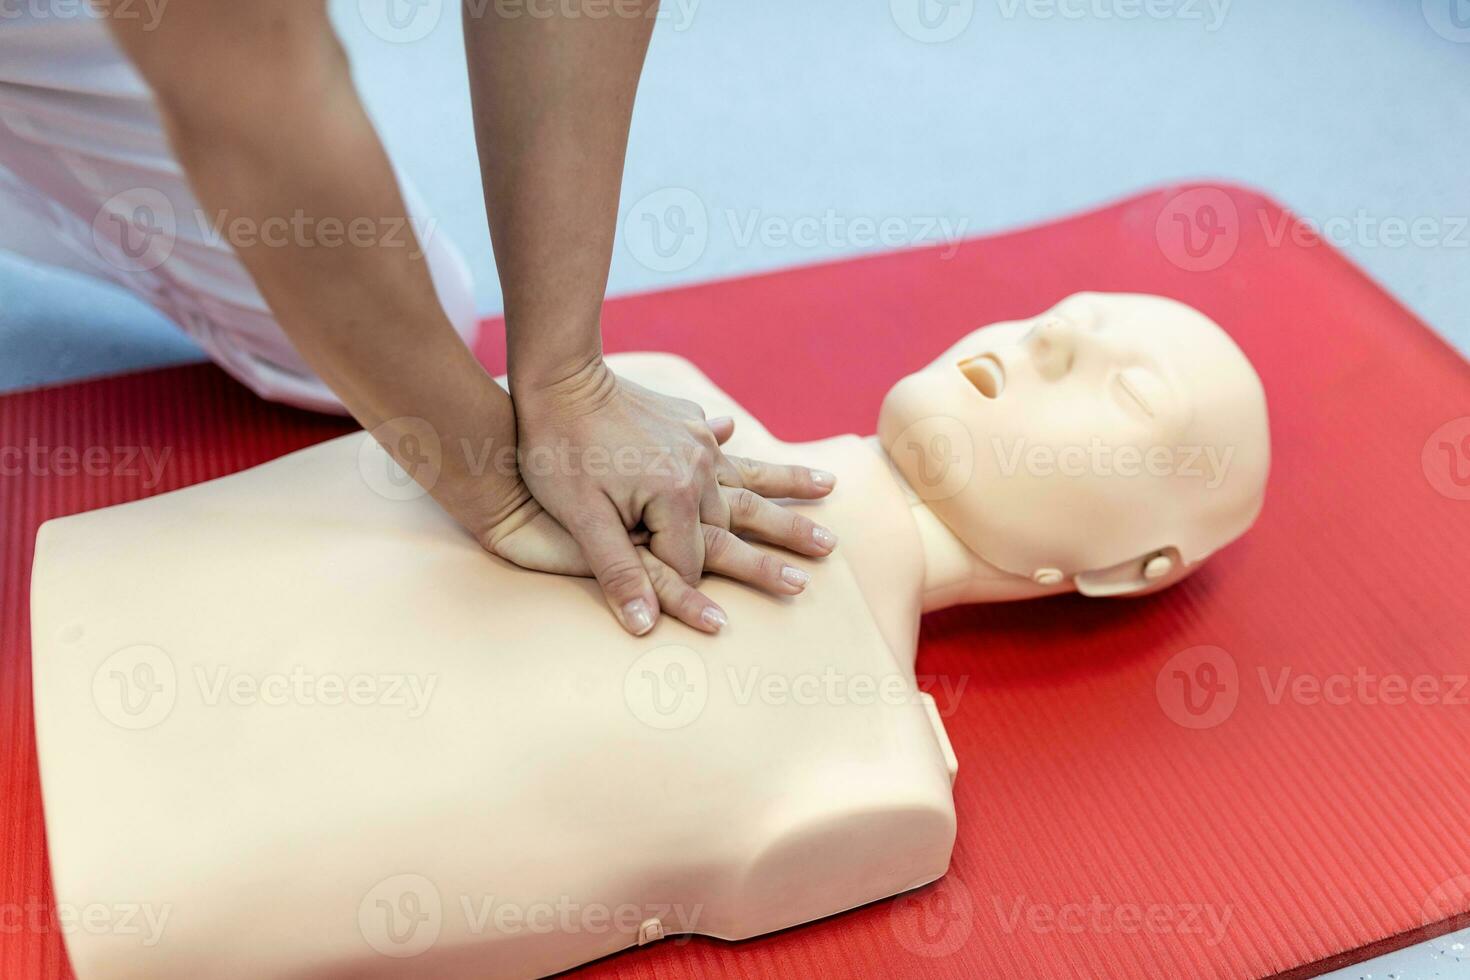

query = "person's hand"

[479,480,834,634]
[512,357,837,634]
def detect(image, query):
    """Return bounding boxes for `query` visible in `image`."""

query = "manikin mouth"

[958,354,1005,398]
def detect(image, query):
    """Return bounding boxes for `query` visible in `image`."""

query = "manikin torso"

[30,294,1269,980]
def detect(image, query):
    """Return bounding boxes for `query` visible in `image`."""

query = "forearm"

[462,0,659,392]
[178,100,525,528]
[99,1,522,525]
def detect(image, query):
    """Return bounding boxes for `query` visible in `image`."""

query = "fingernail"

[812,526,837,551]
[623,598,655,635]
[701,606,728,631]
[781,566,811,588]
[811,470,836,489]
[709,416,733,429]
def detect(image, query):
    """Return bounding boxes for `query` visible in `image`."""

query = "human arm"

[95,0,532,542]
[463,0,837,633]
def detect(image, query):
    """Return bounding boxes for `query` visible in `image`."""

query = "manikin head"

[878,293,1269,597]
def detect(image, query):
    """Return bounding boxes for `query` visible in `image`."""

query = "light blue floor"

[3,3,1469,975]
[1321,931,1470,980]
[1,0,1469,392]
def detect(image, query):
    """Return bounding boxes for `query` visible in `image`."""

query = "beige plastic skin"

[31,293,1268,980]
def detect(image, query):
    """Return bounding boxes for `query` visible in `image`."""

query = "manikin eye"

[958,354,1005,398]
[1114,366,1168,419]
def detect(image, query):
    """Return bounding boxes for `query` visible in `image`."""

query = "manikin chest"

[31,431,957,980]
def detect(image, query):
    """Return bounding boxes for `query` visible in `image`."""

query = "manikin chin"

[31,293,1268,980]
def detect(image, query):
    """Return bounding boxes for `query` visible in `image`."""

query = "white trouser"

[0,8,479,414]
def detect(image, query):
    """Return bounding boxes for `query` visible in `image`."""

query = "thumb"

[707,416,736,445]
[569,498,660,636]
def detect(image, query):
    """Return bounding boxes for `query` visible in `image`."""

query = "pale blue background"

[3,2,1469,974]
[1322,932,1470,980]
[2,0,1468,391]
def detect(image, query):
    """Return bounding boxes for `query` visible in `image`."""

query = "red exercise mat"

[3,184,1469,979]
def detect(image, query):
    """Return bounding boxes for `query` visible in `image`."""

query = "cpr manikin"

[31,293,1269,980]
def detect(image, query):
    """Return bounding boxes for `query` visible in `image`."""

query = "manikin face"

[878,293,1269,596]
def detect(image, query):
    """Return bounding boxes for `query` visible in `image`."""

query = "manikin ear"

[1073,547,1183,598]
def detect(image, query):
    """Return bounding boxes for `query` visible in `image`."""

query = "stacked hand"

[432,357,838,635]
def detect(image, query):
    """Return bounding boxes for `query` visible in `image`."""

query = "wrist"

[505,313,605,398]
[431,446,530,548]
[362,364,525,541]
[509,348,616,422]
[428,384,526,519]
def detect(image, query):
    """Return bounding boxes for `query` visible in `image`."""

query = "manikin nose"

[1026,316,1080,380]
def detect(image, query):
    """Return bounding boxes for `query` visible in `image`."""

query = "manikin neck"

[858,436,1067,612]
